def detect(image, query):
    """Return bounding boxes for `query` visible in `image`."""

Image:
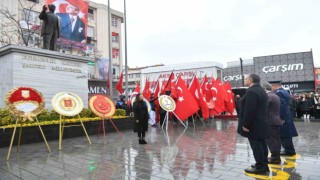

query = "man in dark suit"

[237,74,269,174]
[262,82,283,164]
[269,81,298,156]
[234,94,241,118]
[39,4,60,51]
[56,3,86,43]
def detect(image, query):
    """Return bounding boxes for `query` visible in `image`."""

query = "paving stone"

[0,120,320,179]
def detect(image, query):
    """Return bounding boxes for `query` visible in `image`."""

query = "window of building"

[217,69,222,80]
[136,74,140,78]
[112,17,118,27]
[129,74,133,78]
[87,26,94,37]
[317,74,320,79]
[112,49,119,59]
[88,8,94,21]
[112,35,119,43]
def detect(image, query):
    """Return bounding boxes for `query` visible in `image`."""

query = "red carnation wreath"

[5,87,45,121]
[89,95,115,118]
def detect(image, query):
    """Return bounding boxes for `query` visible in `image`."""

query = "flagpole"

[124,0,129,101]
[108,0,113,98]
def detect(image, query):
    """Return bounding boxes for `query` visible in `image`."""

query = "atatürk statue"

[39,4,60,51]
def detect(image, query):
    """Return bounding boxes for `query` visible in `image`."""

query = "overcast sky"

[91,0,320,68]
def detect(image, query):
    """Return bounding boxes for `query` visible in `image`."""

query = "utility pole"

[240,58,244,87]
[124,0,129,101]
[108,0,113,98]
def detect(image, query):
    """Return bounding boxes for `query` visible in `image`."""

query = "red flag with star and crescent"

[173,76,199,121]
[189,76,209,119]
[212,79,228,114]
[115,71,123,95]
[142,78,151,101]
[224,82,235,115]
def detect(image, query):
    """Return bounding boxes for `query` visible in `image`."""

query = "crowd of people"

[237,74,298,175]
[290,92,320,120]
[116,73,318,174]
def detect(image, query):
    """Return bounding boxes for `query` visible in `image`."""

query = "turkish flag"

[160,80,167,95]
[153,81,160,99]
[115,72,123,95]
[173,77,199,121]
[163,72,174,93]
[189,76,209,119]
[152,80,161,123]
[142,79,151,101]
[212,79,227,114]
[200,75,208,99]
[224,82,235,115]
[128,84,140,107]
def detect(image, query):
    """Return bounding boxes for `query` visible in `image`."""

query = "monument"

[0,45,90,109]
[39,4,60,51]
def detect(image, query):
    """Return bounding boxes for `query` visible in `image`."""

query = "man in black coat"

[237,74,269,174]
[234,94,241,118]
[39,4,60,51]
[262,82,283,164]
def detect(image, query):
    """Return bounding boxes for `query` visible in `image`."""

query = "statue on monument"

[39,4,60,51]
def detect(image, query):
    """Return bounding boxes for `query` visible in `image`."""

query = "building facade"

[223,51,315,93]
[140,61,224,91]
[0,0,124,81]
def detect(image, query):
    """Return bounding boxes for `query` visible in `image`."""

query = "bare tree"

[0,0,42,47]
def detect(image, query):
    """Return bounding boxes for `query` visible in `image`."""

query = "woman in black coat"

[133,93,149,144]
[299,93,312,119]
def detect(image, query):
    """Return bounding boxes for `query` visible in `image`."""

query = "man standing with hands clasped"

[269,81,298,156]
[237,74,269,174]
[262,82,283,164]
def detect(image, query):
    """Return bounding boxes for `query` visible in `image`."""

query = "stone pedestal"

[0,45,90,109]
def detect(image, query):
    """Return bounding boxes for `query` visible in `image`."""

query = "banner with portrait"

[97,58,110,81]
[46,0,88,48]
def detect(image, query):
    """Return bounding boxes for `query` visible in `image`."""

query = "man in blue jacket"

[269,81,298,156]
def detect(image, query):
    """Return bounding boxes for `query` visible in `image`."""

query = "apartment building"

[0,0,123,80]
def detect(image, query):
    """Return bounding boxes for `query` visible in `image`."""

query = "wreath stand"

[161,111,187,131]
[7,116,51,160]
[97,117,124,144]
[59,114,91,150]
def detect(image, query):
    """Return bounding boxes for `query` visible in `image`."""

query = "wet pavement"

[0,119,319,180]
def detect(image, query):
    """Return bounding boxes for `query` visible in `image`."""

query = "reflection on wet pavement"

[0,120,320,180]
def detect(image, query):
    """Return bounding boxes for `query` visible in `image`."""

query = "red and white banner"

[47,0,88,47]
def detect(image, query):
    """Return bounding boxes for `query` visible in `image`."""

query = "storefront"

[223,51,315,93]
[140,61,223,90]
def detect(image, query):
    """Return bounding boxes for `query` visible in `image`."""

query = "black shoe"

[280,151,296,156]
[251,164,256,168]
[140,140,147,144]
[268,158,281,164]
[245,167,270,174]
[139,140,143,144]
